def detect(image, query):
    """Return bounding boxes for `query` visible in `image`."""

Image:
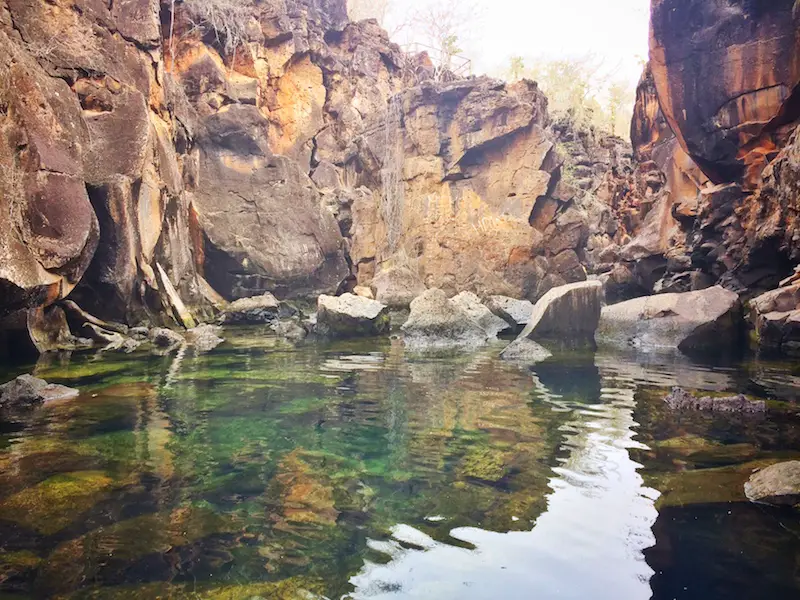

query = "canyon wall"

[624,0,800,298]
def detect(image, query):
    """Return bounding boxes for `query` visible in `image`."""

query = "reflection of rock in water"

[647,503,800,600]
[349,355,658,600]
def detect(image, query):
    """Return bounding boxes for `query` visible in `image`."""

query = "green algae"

[458,445,513,483]
[0,471,116,535]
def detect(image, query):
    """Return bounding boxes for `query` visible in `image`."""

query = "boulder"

[750,283,800,355]
[597,286,742,355]
[316,294,389,338]
[149,328,185,350]
[499,338,553,364]
[220,293,281,324]
[664,387,766,414]
[353,286,375,300]
[271,319,308,343]
[401,289,489,350]
[0,375,79,410]
[185,324,224,353]
[370,267,426,309]
[744,462,800,507]
[511,281,604,348]
[485,296,534,334]
[450,292,511,338]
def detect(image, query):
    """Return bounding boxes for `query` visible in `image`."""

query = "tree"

[183,0,251,58]
[606,80,632,137]
[410,0,479,71]
[507,56,525,82]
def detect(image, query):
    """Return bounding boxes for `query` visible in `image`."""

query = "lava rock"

[0,375,79,410]
[744,461,800,507]
[316,294,390,338]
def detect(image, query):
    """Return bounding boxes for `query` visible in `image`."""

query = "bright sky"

[385,0,651,90]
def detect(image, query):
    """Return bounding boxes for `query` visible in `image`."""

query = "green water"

[1,329,800,599]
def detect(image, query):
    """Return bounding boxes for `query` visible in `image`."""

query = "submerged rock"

[512,281,603,348]
[316,294,389,338]
[185,324,225,353]
[220,292,282,324]
[485,296,534,334]
[663,387,766,413]
[451,291,512,338]
[744,461,800,507]
[401,289,489,350]
[0,375,79,410]
[597,286,742,355]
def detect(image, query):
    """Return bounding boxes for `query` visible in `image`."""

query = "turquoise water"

[1,330,800,599]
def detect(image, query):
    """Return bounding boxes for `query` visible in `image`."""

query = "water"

[1,331,800,599]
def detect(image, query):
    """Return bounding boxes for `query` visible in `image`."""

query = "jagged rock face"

[346,77,596,301]
[626,3,800,300]
[0,26,98,317]
[649,0,800,189]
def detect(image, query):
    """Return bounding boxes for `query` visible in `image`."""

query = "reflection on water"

[0,331,799,599]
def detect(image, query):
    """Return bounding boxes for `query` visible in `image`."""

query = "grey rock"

[597,286,742,355]
[485,296,534,333]
[401,289,489,351]
[515,281,604,348]
[664,387,765,413]
[316,294,390,338]
[745,461,800,506]
[451,291,511,338]
[185,324,225,353]
[0,375,79,409]
[149,327,186,350]
[499,338,553,363]
[271,319,308,342]
[129,327,150,341]
[371,267,427,309]
[221,292,281,324]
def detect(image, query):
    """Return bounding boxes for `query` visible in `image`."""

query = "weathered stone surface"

[316,293,389,338]
[185,324,224,353]
[370,267,427,309]
[0,375,78,410]
[148,327,185,350]
[499,338,553,364]
[649,0,800,188]
[512,281,603,348]
[664,387,765,413]
[401,289,489,350]
[450,292,511,338]
[485,296,534,334]
[220,292,282,325]
[744,461,800,507]
[193,106,349,300]
[597,286,742,354]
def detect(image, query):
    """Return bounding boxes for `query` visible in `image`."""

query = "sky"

[382,0,651,91]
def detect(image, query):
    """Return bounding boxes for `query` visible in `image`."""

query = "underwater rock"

[451,292,512,338]
[0,375,79,410]
[513,281,603,349]
[185,324,224,353]
[148,328,185,351]
[744,461,800,506]
[401,289,489,351]
[597,286,742,355]
[485,296,534,334]
[0,471,114,535]
[663,387,766,414]
[219,292,282,325]
[316,294,389,338]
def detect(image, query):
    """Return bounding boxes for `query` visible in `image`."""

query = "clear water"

[1,330,800,599]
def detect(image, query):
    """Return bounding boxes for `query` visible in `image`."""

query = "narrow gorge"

[1,1,800,598]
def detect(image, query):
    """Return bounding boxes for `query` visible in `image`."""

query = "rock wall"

[625,0,800,299]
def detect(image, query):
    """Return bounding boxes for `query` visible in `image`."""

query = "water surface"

[1,331,800,599]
